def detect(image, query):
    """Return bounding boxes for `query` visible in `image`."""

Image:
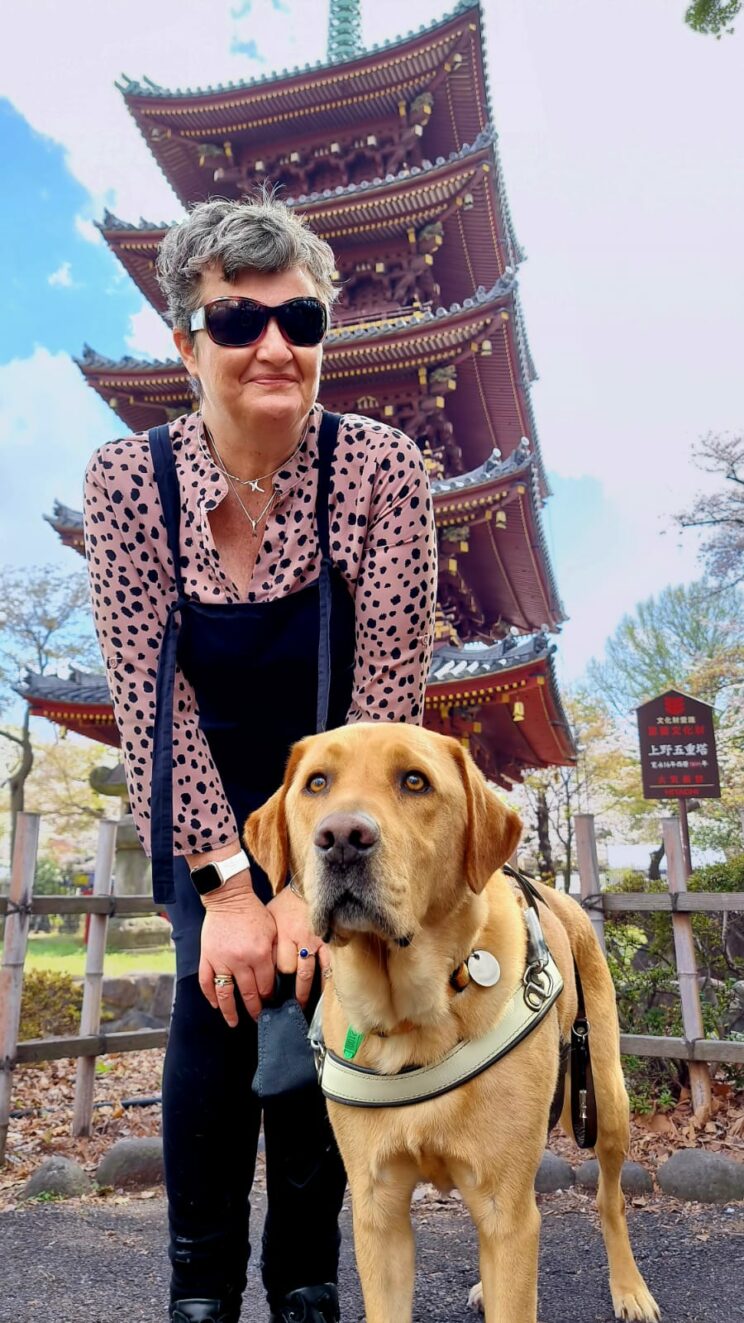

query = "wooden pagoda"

[35,0,575,787]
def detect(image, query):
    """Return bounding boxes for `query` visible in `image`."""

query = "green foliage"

[587,580,744,716]
[688,854,744,892]
[685,1,742,36]
[33,857,65,895]
[604,868,744,1107]
[19,968,83,1042]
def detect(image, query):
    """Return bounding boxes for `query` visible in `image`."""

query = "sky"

[0,0,742,688]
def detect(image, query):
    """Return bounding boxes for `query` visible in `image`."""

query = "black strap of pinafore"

[149,423,186,905]
[503,863,598,1148]
[147,414,341,904]
[314,410,341,732]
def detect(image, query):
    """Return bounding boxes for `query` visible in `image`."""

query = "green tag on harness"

[343,1026,365,1060]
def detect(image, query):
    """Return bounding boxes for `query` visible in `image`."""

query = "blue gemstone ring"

[298,947,311,959]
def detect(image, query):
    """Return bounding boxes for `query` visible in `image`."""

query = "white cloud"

[74,215,102,245]
[48,261,74,288]
[0,0,330,222]
[0,347,119,568]
[126,302,176,359]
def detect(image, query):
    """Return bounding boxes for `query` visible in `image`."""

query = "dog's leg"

[561,1068,660,1320]
[595,1112,661,1321]
[459,1183,540,1323]
[350,1160,419,1323]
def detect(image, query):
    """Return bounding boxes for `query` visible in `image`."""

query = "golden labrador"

[246,724,660,1323]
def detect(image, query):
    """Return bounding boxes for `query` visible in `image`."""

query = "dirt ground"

[2,1052,743,1321]
[1,1175,743,1323]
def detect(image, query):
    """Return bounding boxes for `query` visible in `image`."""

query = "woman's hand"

[199,874,277,1026]
[267,886,330,1009]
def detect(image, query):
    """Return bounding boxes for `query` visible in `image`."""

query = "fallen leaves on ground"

[1,1053,742,1211]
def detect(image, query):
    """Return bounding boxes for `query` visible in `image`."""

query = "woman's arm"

[83,443,238,859]
[347,428,437,725]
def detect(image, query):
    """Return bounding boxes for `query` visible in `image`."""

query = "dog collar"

[309,939,563,1109]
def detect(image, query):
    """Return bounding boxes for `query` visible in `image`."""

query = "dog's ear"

[243,740,308,892]
[244,786,289,892]
[450,739,522,893]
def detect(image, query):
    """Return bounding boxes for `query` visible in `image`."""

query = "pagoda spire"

[327,0,363,62]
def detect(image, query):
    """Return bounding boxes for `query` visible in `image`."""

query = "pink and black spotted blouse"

[83,404,437,859]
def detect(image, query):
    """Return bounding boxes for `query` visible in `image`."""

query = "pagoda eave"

[121,3,488,206]
[100,133,510,316]
[20,633,575,781]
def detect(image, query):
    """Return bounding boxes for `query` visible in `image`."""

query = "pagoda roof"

[426,635,576,783]
[77,277,545,480]
[19,630,575,778]
[17,669,119,748]
[43,501,85,553]
[119,2,492,205]
[431,448,565,633]
[99,130,513,315]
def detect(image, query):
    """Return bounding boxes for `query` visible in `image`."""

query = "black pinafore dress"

[148,411,355,978]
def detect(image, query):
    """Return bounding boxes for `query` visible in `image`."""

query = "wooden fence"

[1,810,744,1163]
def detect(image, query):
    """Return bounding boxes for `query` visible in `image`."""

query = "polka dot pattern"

[83,405,437,859]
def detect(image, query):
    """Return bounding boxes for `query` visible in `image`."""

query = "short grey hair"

[156,192,339,336]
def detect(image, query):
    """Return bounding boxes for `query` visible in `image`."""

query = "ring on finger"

[214,974,234,987]
[298,947,313,959]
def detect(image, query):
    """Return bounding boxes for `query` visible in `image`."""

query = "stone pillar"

[90,764,168,952]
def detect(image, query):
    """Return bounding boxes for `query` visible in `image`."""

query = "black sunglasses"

[190,296,327,348]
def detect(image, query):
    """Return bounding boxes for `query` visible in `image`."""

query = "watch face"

[190,862,223,895]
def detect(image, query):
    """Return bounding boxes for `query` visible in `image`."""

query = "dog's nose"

[314,811,380,867]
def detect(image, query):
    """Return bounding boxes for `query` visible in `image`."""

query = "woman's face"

[174,264,324,437]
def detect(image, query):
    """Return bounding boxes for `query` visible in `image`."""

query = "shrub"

[604,862,744,1107]
[19,969,83,1042]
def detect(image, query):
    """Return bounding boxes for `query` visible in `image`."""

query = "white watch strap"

[216,849,250,884]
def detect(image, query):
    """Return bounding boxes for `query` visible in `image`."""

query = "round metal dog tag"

[467,950,501,987]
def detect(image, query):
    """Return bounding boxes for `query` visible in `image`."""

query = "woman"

[83,193,437,1323]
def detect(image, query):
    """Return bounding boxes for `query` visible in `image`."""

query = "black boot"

[270,1282,340,1322]
[171,1299,240,1323]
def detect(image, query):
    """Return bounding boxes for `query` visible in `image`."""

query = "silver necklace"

[204,420,307,494]
[224,471,277,535]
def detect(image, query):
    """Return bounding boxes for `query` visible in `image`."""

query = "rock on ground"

[21,1157,91,1201]
[658,1150,744,1203]
[575,1158,654,1195]
[96,1137,164,1190]
[535,1151,574,1192]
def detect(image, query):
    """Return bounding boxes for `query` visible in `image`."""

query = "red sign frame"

[636,689,720,800]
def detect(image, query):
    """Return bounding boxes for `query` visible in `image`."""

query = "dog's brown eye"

[306,773,328,794]
[402,771,429,794]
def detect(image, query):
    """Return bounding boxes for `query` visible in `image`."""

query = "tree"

[684,1,741,36]
[588,579,744,858]
[586,579,744,716]
[520,691,642,888]
[677,433,744,589]
[0,565,101,849]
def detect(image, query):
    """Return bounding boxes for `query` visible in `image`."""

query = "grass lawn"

[25,933,175,976]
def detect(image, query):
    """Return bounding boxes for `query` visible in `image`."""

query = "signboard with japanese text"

[636,689,720,800]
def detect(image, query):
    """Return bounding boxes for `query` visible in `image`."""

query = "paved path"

[1,1188,742,1321]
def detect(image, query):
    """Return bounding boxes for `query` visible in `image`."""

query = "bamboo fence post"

[0,812,41,1166]
[575,813,606,953]
[72,819,118,1137]
[662,815,712,1121]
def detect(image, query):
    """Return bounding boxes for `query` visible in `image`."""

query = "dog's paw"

[467,1281,484,1314]
[611,1279,661,1322]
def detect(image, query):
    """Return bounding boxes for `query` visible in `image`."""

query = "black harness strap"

[502,864,598,1149]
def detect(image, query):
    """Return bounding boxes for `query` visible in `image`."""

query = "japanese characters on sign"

[636,689,720,800]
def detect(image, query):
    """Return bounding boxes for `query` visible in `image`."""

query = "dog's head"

[245,724,522,946]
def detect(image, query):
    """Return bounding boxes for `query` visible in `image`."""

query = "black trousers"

[162,974,346,1311]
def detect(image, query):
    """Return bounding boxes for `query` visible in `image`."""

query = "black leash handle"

[503,863,599,1148]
